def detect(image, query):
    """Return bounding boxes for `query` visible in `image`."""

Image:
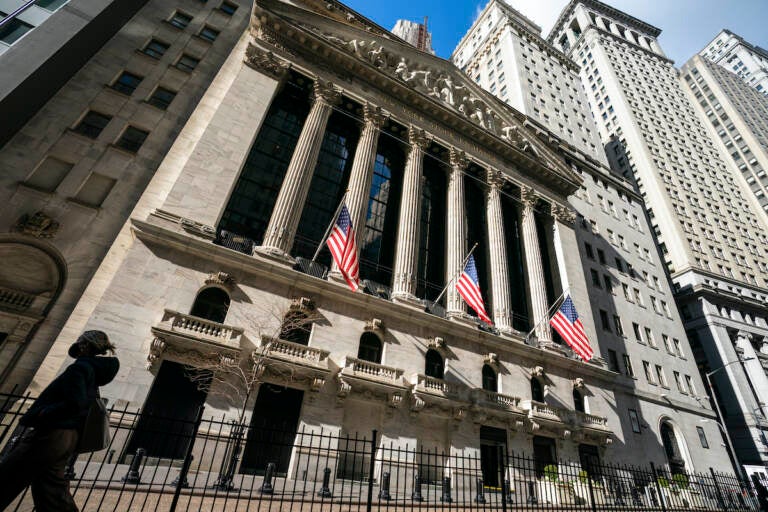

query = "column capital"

[244,44,291,80]
[408,126,430,150]
[521,186,539,209]
[552,204,577,225]
[485,169,506,190]
[737,330,754,343]
[449,148,469,170]
[362,103,386,128]
[312,79,342,106]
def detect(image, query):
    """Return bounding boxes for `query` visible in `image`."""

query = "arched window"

[482,365,498,392]
[280,310,312,345]
[190,287,230,323]
[573,389,585,413]
[661,421,686,475]
[425,349,444,379]
[358,332,382,364]
[531,378,544,402]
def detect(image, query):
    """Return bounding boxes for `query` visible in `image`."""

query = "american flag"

[550,295,593,361]
[456,254,492,325]
[326,205,359,292]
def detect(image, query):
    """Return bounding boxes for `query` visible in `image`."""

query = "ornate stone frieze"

[14,211,59,238]
[244,44,291,79]
[146,337,167,369]
[552,204,577,225]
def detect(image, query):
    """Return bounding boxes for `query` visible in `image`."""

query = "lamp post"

[705,357,754,481]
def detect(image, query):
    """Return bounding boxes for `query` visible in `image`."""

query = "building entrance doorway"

[240,384,304,475]
[480,426,507,487]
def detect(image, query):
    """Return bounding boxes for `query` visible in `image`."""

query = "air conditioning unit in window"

[214,229,254,255]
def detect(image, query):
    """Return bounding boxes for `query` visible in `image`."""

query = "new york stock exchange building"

[27,0,730,498]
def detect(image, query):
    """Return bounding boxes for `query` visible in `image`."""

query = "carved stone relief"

[14,211,60,238]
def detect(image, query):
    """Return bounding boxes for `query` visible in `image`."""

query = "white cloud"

[503,0,569,36]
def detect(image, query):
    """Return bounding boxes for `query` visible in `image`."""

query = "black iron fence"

[0,392,760,511]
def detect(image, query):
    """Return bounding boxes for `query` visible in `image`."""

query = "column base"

[253,245,296,266]
[391,293,424,310]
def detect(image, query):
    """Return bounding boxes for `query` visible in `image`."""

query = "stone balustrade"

[257,335,330,365]
[411,373,459,397]
[341,357,405,384]
[159,309,243,348]
[473,389,522,410]
[0,286,34,311]
[574,410,610,430]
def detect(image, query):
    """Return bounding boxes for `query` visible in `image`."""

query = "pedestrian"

[0,330,119,511]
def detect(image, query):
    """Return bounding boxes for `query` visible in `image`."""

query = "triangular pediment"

[252,0,582,195]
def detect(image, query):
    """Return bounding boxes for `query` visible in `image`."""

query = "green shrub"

[544,464,559,482]
[657,476,670,488]
[672,473,690,489]
[578,470,589,484]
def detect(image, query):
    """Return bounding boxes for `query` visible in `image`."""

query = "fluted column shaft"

[521,187,551,342]
[260,79,340,259]
[486,172,512,332]
[331,104,384,275]
[446,149,468,316]
[392,127,428,300]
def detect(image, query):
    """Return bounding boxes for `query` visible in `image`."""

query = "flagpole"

[524,287,570,343]
[430,243,479,308]
[311,190,349,263]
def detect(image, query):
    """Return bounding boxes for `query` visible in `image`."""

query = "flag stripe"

[549,296,593,361]
[455,254,492,325]
[326,205,359,292]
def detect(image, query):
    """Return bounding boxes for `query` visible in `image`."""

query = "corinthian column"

[445,149,469,317]
[258,79,341,260]
[392,126,429,303]
[486,171,512,333]
[521,186,551,342]
[330,103,385,277]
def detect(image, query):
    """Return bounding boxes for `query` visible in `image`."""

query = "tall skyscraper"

[680,55,768,216]
[391,18,435,54]
[452,0,605,163]
[0,0,253,391]
[550,0,768,470]
[700,30,768,97]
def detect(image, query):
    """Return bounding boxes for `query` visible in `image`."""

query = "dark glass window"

[142,39,169,59]
[357,333,382,364]
[189,287,230,323]
[607,349,620,372]
[280,310,311,345]
[219,1,237,15]
[465,170,491,317]
[359,137,404,285]
[198,25,219,42]
[416,157,446,301]
[73,111,112,139]
[218,74,311,243]
[115,126,149,153]
[169,11,192,29]
[0,14,32,44]
[482,364,497,392]
[36,0,69,10]
[147,87,177,110]
[573,389,585,412]
[112,71,143,96]
[292,112,359,262]
[424,349,444,379]
[176,54,200,72]
[696,426,709,448]
[531,378,544,402]
[502,192,528,331]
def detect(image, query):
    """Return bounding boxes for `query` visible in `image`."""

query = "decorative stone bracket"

[205,272,236,289]
[484,352,500,369]
[364,318,384,336]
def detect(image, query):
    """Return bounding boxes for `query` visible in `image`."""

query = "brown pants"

[0,428,79,512]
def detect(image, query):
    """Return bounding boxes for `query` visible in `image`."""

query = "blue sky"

[341,0,768,65]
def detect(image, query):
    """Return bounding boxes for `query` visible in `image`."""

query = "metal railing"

[0,1,36,30]
[0,392,760,512]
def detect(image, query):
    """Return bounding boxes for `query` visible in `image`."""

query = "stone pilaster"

[258,79,341,261]
[330,103,385,277]
[446,148,468,317]
[735,331,768,417]
[392,126,429,303]
[521,186,551,342]
[485,171,512,333]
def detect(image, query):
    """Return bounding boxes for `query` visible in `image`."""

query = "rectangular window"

[645,327,657,347]
[655,365,668,387]
[169,11,193,29]
[147,87,177,110]
[607,349,619,372]
[111,71,143,96]
[73,111,112,139]
[600,309,611,331]
[643,361,655,383]
[662,334,673,354]
[24,157,73,192]
[584,242,594,260]
[629,409,641,434]
[0,14,33,45]
[674,371,686,393]
[115,126,149,153]
[623,354,634,377]
[615,258,624,272]
[613,315,624,336]
[176,54,200,72]
[142,39,170,59]
[597,249,606,264]
[685,374,696,395]
[73,173,116,207]
[219,1,238,15]
[198,25,220,42]
[696,426,709,448]
[591,269,601,288]
[632,323,642,343]
[603,275,613,294]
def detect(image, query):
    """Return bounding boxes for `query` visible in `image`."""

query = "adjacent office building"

[700,30,768,97]
[0,0,253,391]
[391,18,435,55]
[549,0,768,470]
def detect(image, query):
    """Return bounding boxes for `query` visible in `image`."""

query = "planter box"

[537,480,575,505]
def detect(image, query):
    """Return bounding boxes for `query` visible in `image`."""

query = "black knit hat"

[68,330,116,358]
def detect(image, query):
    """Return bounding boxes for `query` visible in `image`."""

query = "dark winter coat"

[20,356,119,431]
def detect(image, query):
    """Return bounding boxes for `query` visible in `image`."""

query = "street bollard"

[379,471,392,500]
[441,476,453,503]
[411,472,424,502]
[261,462,276,494]
[122,448,145,484]
[317,467,333,498]
[475,478,487,503]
